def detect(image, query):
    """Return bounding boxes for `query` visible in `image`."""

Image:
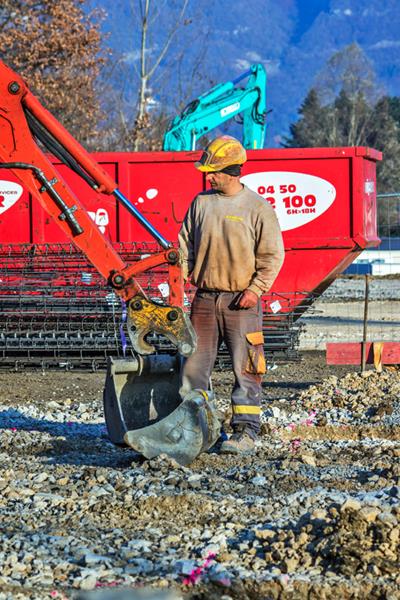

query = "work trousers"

[180,290,266,436]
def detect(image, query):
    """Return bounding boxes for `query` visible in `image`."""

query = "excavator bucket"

[103,356,221,466]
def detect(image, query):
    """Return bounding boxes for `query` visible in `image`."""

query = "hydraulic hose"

[24,108,98,190]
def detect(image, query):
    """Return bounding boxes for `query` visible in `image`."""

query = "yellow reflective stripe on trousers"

[198,389,209,402]
[233,405,261,415]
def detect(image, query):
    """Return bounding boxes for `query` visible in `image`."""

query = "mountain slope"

[87,0,400,147]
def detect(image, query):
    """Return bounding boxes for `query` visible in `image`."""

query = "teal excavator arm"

[163,63,267,151]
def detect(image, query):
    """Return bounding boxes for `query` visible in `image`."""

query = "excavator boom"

[0,59,195,356]
[0,59,220,465]
[163,63,267,151]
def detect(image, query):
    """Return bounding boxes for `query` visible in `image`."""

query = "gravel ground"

[298,276,400,349]
[318,276,400,302]
[0,353,399,599]
[299,300,400,349]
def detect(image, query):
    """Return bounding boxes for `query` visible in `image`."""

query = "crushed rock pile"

[256,499,400,578]
[259,369,400,443]
[300,370,400,423]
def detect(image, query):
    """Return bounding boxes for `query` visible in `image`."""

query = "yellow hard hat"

[195,135,247,172]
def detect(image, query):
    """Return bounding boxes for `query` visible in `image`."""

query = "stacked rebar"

[0,243,303,368]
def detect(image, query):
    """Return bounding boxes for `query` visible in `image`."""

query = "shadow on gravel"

[262,380,316,390]
[39,439,139,468]
[0,408,106,438]
[0,408,141,468]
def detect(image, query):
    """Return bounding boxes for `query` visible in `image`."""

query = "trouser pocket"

[244,331,266,375]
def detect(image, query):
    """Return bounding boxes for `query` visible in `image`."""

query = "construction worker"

[179,135,284,454]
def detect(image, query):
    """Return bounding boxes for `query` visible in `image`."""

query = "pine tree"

[285,44,400,208]
[367,97,400,239]
[386,97,400,140]
[283,89,329,148]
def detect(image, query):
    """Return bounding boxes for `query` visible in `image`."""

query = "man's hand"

[237,289,259,309]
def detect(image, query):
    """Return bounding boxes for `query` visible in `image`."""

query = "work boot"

[220,426,256,455]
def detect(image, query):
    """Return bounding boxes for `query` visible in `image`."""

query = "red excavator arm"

[0,60,195,357]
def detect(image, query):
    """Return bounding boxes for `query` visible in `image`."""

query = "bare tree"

[0,0,106,149]
[311,43,384,149]
[100,0,210,151]
[315,43,382,106]
[285,51,400,201]
[130,0,187,149]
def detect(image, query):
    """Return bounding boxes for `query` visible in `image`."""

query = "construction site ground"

[0,348,399,600]
[298,276,400,351]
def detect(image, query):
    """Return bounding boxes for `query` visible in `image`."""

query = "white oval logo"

[241,171,336,231]
[0,180,23,215]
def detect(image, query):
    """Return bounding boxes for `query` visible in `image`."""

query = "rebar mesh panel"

[0,243,303,368]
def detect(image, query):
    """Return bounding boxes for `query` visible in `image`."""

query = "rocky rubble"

[256,500,400,578]
[300,370,400,423]
[0,356,398,599]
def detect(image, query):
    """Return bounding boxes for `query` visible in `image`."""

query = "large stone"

[283,558,298,573]
[359,506,381,522]
[340,498,362,512]
[378,512,398,527]
[255,528,275,540]
[300,453,316,467]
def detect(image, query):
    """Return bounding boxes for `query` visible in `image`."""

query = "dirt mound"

[257,500,400,578]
